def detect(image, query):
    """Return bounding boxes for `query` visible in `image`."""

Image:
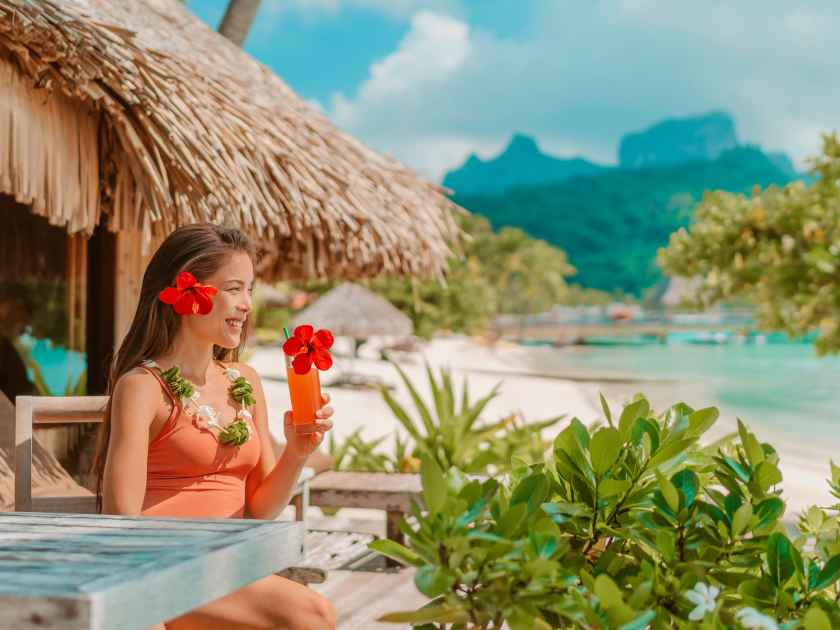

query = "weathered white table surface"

[0,512,304,630]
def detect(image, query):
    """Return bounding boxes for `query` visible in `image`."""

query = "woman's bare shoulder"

[112,368,163,409]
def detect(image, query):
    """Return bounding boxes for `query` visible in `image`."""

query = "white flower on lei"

[684,582,718,621]
[224,367,241,381]
[736,608,778,630]
[236,408,253,421]
[197,404,221,428]
[181,390,200,407]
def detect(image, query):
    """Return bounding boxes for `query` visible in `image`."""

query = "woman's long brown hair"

[91,223,255,511]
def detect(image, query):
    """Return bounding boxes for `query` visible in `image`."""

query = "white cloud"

[325,1,840,180]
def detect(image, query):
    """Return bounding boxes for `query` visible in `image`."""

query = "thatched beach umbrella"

[291,283,412,340]
[0,0,460,280]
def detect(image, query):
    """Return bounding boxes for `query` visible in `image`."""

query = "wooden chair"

[11,395,311,519]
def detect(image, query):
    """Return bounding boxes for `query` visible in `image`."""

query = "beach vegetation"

[373,395,840,629]
[660,133,840,355]
[329,364,561,476]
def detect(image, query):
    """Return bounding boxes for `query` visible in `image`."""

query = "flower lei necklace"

[141,359,255,446]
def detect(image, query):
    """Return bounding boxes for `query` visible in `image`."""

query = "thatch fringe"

[0,0,461,279]
[0,56,100,234]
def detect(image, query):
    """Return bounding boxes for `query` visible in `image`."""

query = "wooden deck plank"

[303,530,375,571]
[313,569,427,630]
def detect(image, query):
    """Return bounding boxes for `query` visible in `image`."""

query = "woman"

[93,224,335,630]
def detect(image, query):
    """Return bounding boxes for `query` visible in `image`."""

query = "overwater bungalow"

[0,0,458,458]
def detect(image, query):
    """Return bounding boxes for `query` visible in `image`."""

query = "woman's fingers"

[320,392,331,405]
[283,410,293,427]
[315,405,334,419]
[313,420,333,432]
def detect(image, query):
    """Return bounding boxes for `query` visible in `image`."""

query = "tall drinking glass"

[286,356,322,434]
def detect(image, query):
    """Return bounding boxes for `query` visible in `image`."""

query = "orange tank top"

[140,365,261,519]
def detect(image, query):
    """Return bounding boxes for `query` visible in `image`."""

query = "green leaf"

[767,532,797,587]
[381,385,425,446]
[656,471,680,513]
[599,478,632,498]
[803,606,832,630]
[648,438,695,469]
[813,555,840,590]
[738,579,777,607]
[594,574,623,608]
[498,502,528,538]
[414,565,451,598]
[753,461,782,492]
[599,392,614,428]
[631,417,660,453]
[732,502,753,536]
[670,469,699,508]
[378,604,467,624]
[420,456,447,513]
[368,539,424,567]
[459,383,501,436]
[687,407,719,436]
[754,497,786,530]
[618,610,657,630]
[618,398,648,441]
[391,361,436,436]
[510,473,549,515]
[656,529,675,562]
[569,417,591,450]
[738,419,765,468]
[590,427,621,477]
[719,455,751,483]
[831,460,840,486]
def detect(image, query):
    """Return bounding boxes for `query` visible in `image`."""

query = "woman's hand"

[283,392,333,461]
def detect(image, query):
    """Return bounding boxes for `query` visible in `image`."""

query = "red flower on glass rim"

[283,325,334,374]
[159,272,218,315]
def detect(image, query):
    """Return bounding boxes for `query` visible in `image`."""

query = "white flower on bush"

[736,607,778,630]
[684,582,718,621]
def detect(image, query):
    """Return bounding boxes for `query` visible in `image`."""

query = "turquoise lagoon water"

[531,337,840,453]
[18,335,87,395]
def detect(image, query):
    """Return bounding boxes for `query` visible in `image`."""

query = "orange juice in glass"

[286,356,322,434]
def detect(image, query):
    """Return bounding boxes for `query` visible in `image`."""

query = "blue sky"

[188,1,840,181]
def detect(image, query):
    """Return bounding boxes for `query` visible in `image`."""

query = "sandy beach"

[251,334,834,524]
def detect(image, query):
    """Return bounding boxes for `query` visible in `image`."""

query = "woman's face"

[181,251,254,349]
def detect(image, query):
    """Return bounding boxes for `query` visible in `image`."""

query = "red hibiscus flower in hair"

[159,271,218,315]
[283,325,334,374]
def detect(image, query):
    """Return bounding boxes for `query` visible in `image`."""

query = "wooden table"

[0,512,304,630]
[308,472,422,543]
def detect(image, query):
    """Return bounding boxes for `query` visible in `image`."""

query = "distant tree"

[659,133,840,354]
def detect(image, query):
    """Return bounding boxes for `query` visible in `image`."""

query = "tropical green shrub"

[372,395,840,629]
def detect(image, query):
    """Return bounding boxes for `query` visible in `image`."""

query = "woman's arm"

[241,364,332,520]
[101,371,160,516]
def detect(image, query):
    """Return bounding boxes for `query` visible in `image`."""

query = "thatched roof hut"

[0,0,460,280]
[291,283,413,339]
